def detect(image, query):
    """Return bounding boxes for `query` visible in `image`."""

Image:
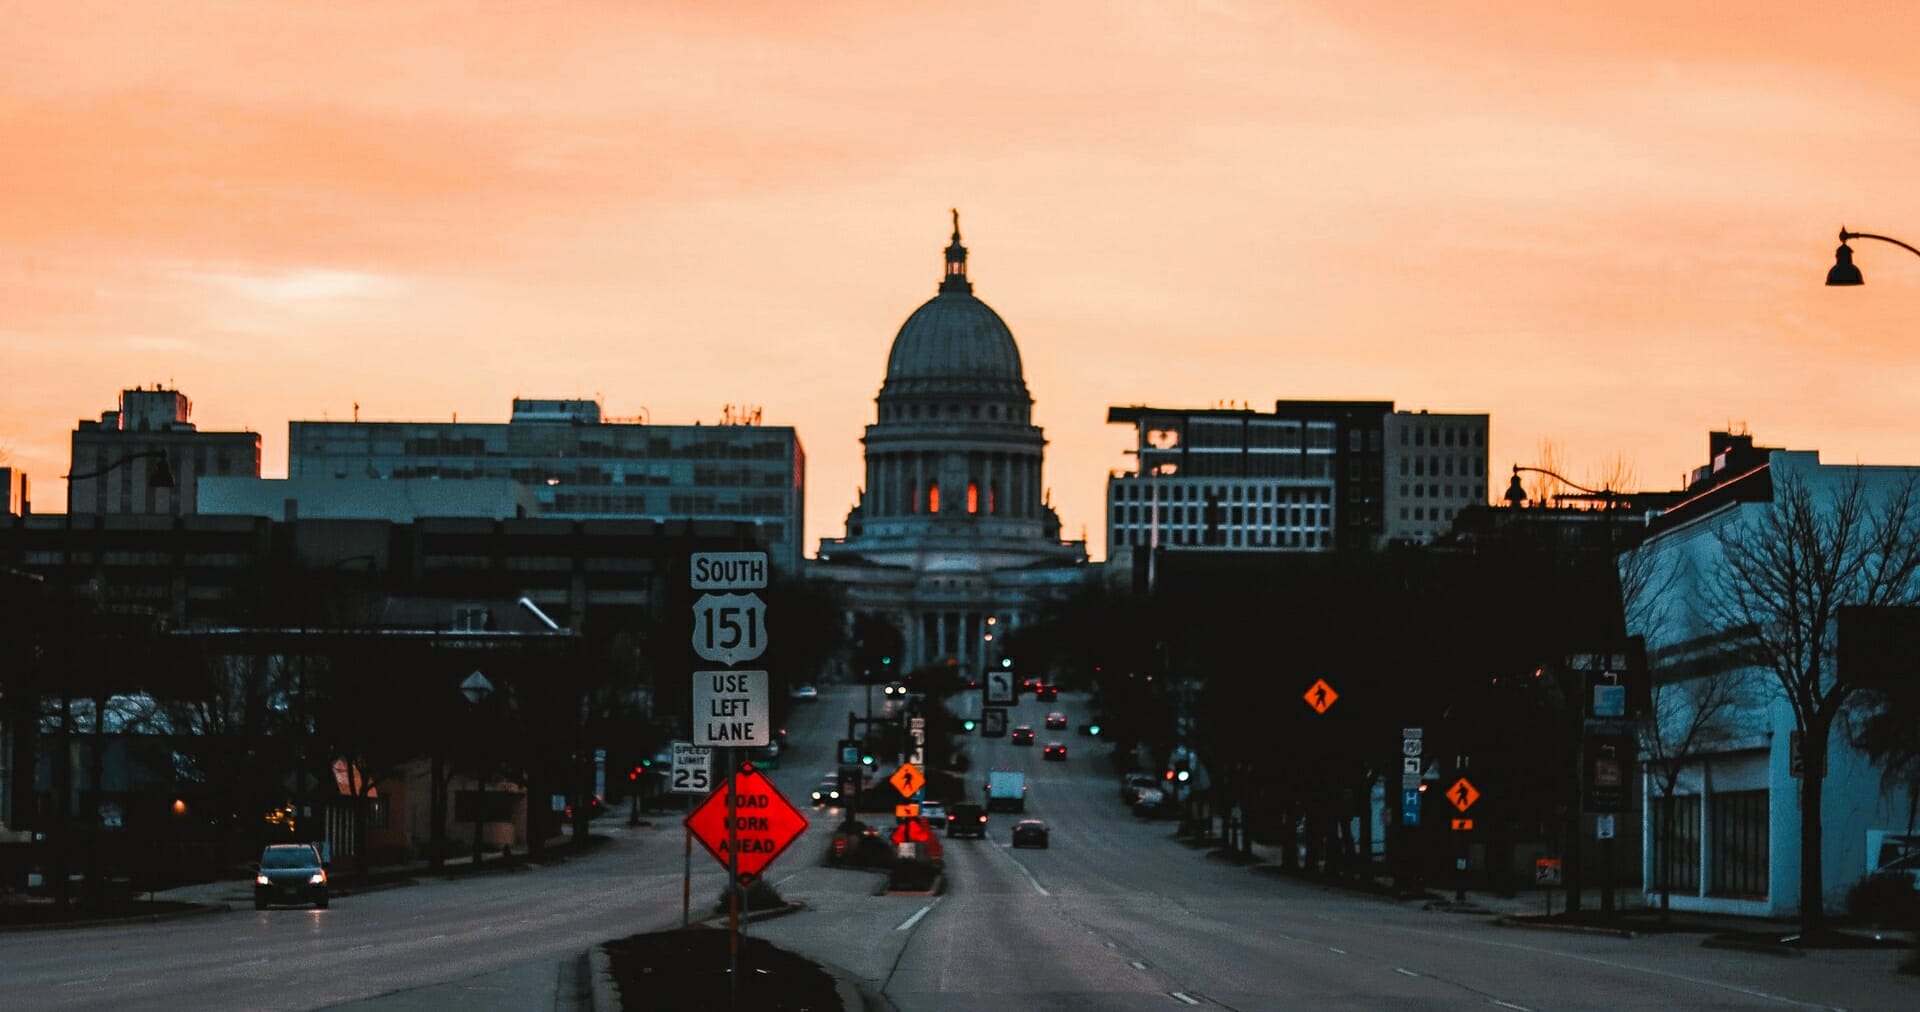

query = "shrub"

[1845,873,1920,928]
[712,877,785,915]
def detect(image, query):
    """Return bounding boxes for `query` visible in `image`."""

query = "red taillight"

[978,814,987,822]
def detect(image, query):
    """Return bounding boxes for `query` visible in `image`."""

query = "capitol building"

[813,215,1090,673]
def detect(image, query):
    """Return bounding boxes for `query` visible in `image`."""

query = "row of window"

[1398,425,1486,448]
[1113,504,1331,530]
[1115,527,1329,550]
[1113,484,1332,505]
[1396,483,1479,501]
[1650,790,1769,899]
[1401,456,1486,478]
[880,401,1028,424]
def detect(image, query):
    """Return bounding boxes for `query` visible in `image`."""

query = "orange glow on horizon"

[5,2,1920,562]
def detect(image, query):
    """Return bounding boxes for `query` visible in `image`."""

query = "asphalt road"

[3,684,1916,1011]
[751,685,1920,1012]
[0,689,859,1011]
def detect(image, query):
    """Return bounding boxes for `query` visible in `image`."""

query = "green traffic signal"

[1088,724,1101,736]
[962,719,976,731]
[881,656,893,666]
[1000,658,1012,668]
[861,753,875,766]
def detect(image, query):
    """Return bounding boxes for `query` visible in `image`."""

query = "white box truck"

[986,769,1027,812]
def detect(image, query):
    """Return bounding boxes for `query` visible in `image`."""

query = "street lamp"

[1507,463,1623,917]
[1825,227,1920,286]
[459,670,494,866]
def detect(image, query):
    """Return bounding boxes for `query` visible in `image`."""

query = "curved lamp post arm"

[63,449,176,487]
[1505,464,1614,506]
[1840,229,1920,260]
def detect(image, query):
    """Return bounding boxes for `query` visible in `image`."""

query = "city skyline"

[7,1,1920,561]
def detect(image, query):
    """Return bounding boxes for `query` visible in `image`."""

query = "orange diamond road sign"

[684,763,808,884]
[890,817,933,845]
[1303,678,1338,714]
[1447,777,1480,813]
[888,762,925,799]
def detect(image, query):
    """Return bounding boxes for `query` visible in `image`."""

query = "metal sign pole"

[727,751,739,1010]
[682,824,691,928]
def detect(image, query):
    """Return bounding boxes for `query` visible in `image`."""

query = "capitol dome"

[881,213,1026,396]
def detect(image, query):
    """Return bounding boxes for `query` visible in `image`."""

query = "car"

[810,776,843,806]
[1019,677,1042,695]
[883,681,908,697]
[1011,818,1050,849]
[790,683,819,701]
[1044,712,1067,730]
[1131,786,1174,818]
[918,801,947,825]
[1035,684,1059,702]
[946,802,988,838]
[1120,772,1158,804]
[564,795,605,820]
[1011,725,1035,745]
[254,842,328,909]
[1043,741,1068,761]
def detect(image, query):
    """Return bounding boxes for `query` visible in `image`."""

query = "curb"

[589,944,617,1011]
[1497,915,1637,939]
[1700,935,1807,958]
[694,898,810,928]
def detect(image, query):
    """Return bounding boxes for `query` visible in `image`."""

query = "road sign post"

[688,551,769,1009]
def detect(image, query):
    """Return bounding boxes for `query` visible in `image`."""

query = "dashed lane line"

[895,899,939,932]
[1169,993,1201,1006]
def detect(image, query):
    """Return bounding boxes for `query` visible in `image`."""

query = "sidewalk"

[1195,833,1878,942]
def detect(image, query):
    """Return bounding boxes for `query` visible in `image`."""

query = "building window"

[1709,790,1769,898]
[1650,794,1701,897]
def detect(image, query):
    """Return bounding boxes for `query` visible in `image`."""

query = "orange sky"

[6,0,1920,560]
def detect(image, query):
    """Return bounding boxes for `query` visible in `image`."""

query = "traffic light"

[628,766,642,782]
[1000,658,1012,668]
[961,719,976,732]
[861,752,875,767]
[881,655,893,667]
[1087,723,1101,736]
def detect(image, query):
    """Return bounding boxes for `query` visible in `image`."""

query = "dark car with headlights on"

[1011,818,1050,849]
[255,842,328,909]
[946,802,988,838]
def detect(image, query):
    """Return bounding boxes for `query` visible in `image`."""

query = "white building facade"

[1629,448,1918,917]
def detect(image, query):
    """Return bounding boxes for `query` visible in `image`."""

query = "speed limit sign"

[691,592,767,665]
[669,741,713,795]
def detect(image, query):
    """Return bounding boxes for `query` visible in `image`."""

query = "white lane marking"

[895,899,939,931]
[996,844,1050,896]
[1130,960,1149,970]
[1395,968,1421,977]
[1328,947,1347,954]
[1493,1002,1533,1011]
[1170,993,1201,1006]
[1105,941,1118,949]
[59,978,109,987]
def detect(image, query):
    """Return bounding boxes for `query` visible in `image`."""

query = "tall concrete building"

[1382,410,1490,546]
[814,215,1089,671]
[289,398,805,573]
[68,387,262,516]
[1107,400,1488,556]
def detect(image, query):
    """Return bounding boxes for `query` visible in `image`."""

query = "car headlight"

[309,871,327,885]
[256,874,271,886]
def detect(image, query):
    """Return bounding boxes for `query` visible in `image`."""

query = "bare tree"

[1639,661,1752,921]
[1709,468,1920,934]
[1619,540,1751,921]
